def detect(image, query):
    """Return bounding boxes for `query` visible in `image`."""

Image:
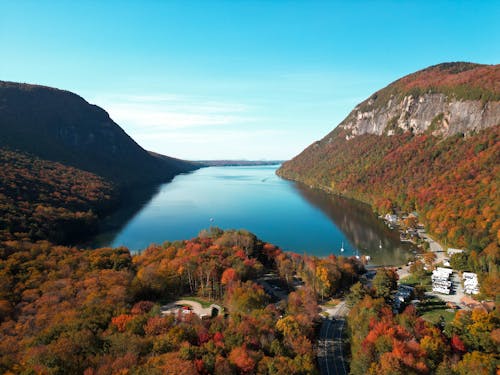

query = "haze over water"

[93,165,412,266]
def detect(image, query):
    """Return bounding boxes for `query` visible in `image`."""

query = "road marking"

[319,302,349,375]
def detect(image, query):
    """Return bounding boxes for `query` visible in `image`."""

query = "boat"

[340,242,345,252]
[379,240,382,249]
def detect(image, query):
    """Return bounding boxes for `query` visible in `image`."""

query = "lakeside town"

[380,213,489,314]
[159,212,491,330]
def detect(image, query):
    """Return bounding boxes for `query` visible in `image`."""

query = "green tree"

[372,268,398,300]
[346,282,368,307]
[450,252,469,271]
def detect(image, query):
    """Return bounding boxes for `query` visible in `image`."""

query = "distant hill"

[278,62,500,255]
[198,160,284,166]
[0,81,198,186]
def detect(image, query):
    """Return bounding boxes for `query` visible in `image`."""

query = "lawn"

[323,298,341,307]
[418,295,456,325]
[399,273,432,289]
[420,308,456,325]
[179,296,214,308]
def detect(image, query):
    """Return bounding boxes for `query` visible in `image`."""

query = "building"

[463,272,480,295]
[432,267,453,294]
[393,285,415,312]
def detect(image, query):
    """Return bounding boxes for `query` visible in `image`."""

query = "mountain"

[0,81,199,186]
[339,62,499,139]
[278,62,500,255]
[0,81,200,244]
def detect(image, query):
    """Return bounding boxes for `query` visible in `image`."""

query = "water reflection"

[293,183,413,265]
[83,183,162,248]
[86,166,412,266]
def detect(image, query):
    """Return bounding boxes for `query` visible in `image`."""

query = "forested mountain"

[0,148,116,244]
[278,63,499,260]
[0,81,201,244]
[0,81,198,186]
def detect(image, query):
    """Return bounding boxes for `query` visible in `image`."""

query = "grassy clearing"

[418,295,456,325]
[400,273,432,289]
[420,309,456,325]
[180,296,213,308]
[323,298,341,307]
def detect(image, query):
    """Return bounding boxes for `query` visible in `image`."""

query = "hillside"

[0,81,198,186]
[278,63,500,258]
[0,148,115,244]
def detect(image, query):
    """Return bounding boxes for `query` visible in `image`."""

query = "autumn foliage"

[348,296,499,375]
[279,125,500,296]
[0,148,115,243]
[0,227,356,374]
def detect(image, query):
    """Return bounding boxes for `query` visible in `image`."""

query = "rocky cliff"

[331,62,500,140]
[343,92,499,139]
[278,62,499,253]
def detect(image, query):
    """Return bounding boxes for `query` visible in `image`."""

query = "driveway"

[161,299,221,318]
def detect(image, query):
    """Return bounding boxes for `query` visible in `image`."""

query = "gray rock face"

[341,94,500,140]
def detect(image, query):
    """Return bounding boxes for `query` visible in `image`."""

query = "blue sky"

[1,1,499,160]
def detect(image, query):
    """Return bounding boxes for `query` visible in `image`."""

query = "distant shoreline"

[195,160,285,167]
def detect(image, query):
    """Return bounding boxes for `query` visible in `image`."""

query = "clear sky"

[1,1,499,160]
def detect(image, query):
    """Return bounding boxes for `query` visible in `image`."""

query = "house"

[392,285,415,312]
[431,267,453,295]
[463,272,480,295]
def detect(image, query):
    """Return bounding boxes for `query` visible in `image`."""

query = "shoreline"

[275,172,421,267]
[396,231,446,279]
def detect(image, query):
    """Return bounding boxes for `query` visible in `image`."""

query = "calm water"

[92,165,412,265]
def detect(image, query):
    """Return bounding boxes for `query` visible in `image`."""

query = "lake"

[91,165,413,265]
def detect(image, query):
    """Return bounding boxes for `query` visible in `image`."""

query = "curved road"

[318,302,349,375]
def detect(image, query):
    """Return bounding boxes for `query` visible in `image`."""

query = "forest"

[346,280,499,375]
[0,147,363,374]
[0,229,363,374]
[0,148,116,244]
[278,125,499,298]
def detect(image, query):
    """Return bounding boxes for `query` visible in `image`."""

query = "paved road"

[417,233,465,304]
[420,232,446,263]
[318,302,349,375]
[256,278,289,302]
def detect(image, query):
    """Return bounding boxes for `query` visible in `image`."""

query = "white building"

[431,267,453,295]
[463,272,480,295]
